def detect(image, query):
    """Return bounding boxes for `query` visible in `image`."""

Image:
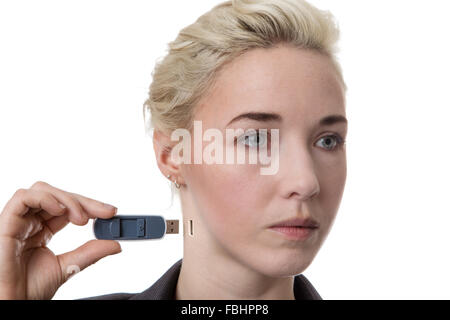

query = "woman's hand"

[0,181,122,300]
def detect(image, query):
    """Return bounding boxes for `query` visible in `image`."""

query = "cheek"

[186,161,265,240]
[316,155,347,227]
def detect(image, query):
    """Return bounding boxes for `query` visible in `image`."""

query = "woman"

[0,0,347,300]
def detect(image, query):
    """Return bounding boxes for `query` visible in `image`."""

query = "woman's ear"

[152,129,183,182]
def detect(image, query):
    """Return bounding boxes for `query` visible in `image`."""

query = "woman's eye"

[316,134,345,151]
[237,130,269,148]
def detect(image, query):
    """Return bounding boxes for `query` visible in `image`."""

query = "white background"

[0,0,449,300]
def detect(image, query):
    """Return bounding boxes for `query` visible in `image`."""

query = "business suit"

[78,258,322,300]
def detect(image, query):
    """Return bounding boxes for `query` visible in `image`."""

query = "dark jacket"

[77,258,322,300]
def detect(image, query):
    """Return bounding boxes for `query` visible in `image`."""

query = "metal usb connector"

[165,219,179,234]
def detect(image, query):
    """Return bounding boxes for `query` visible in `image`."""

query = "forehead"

[194,45,345,126]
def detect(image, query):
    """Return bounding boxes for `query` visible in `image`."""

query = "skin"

[153,43,347,300]
[0,181,121,299]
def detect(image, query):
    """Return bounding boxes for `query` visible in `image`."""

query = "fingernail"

[58,203,67,209]
[102,202,117,212]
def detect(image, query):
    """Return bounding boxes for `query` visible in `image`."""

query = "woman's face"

[179,44,347,277]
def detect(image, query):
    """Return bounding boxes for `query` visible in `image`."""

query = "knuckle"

[30,181,49,189]
[73,203,84,216]
[13,188,27,198]
[86,239,98,246]
[66,200,86,222]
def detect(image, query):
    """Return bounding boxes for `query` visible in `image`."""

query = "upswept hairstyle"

[143,0,346,195]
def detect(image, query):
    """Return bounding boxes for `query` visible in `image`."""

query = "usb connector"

[165,219,179,234]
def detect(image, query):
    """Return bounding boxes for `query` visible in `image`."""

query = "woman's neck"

[175,250,296,300]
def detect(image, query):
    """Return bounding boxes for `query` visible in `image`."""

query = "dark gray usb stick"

[93,215,179,240]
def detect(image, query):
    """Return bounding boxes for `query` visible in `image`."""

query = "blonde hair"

[143,0,346,196]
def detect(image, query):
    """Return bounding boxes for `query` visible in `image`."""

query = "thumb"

[57,239,122,283]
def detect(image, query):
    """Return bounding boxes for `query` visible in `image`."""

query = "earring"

[166,174,180,189]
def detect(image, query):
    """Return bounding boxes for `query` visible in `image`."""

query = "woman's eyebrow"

[226,112,281,126]
[226,112,347,127]
[318,114,348,126]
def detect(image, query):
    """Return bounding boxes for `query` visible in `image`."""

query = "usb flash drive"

[93,215,179,240]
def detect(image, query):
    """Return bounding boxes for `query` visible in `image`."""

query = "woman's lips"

[268,226,317,240]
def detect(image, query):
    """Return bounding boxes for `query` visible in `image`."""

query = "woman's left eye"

[316,134,345,151]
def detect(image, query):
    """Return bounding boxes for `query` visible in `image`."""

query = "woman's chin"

[253,254,314,278]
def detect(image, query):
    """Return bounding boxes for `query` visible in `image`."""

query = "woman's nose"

[277,142,320,201]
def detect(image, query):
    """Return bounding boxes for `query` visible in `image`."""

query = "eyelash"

[236,130,346,152]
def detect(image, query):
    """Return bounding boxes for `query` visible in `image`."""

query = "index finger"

[29,182,118,220]
[68,192,118,219]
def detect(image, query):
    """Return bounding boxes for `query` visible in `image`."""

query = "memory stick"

[93,215,179,240]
